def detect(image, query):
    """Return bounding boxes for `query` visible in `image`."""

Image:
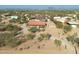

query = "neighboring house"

[68,21,79,25]
[54,16,69,23]
[10,16,18,19]
[68,21,79,28]
[53,16,61,20]
[54,16,77,23]
[54,16,79,28]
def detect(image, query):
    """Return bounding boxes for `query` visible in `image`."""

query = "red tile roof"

[27,20,47,26]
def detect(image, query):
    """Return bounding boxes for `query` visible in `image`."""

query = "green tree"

[53,20,63,29]
[28,27,39,33]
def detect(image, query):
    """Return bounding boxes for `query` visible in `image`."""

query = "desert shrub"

[75,38,79,46]
[38,36,43,41]
[66,33,79,54]
[0,24,6,31]
[66,33,78,45]
[0,32,22,47]
[26,46,30,49]
[26,33,36,40]
[42,44,45,46]
[54,39,62,47]
[37,46,40,49]
[46,34,51,39]
[5,24,22,32]
[38,33,51,41]
[40,33,51,40]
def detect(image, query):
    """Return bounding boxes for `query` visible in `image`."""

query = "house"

[54,16,69,23]
[54,16,76,23]
[68,21,79,28]
[68,21,79,25]
[27,20,47,31]
[54,16,79,28]
[54,16,61,20]
[10,16,18,19]
[27,20,47,26]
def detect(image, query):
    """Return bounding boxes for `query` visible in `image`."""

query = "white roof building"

[54,16,68,23]
[68,21,79,24]
[10,16,18,19]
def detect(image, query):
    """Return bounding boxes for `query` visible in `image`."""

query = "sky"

[0,5,79,10]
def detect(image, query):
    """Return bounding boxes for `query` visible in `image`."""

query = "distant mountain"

[0,5,79,10]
